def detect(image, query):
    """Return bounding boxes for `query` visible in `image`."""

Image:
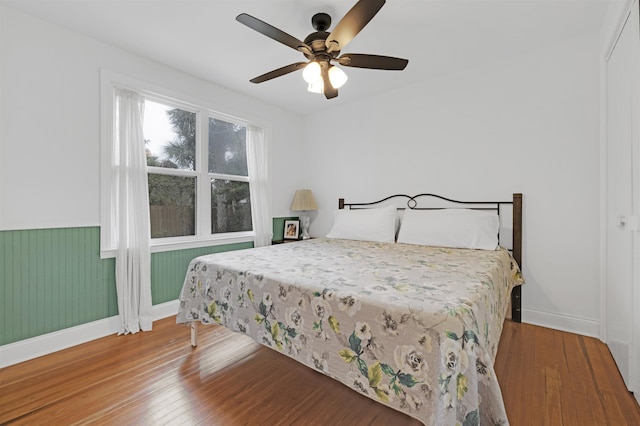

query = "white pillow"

[397,208,499,250]
[326,205,397,243]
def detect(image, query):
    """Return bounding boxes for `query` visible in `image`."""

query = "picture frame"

[284,219,300,240]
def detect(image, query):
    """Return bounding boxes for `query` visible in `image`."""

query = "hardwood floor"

[1,318,639,425]
[496,321,640,426]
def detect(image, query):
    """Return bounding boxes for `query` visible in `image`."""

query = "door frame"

[600,0,640,399]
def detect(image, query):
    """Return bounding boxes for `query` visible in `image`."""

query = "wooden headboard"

[338,193,523,322]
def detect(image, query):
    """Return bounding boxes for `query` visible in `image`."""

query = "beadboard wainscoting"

[0,226,252,367]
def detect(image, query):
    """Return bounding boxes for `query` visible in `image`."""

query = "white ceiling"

[2,0,613,115]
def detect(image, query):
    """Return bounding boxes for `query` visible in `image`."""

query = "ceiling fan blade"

[250,62,307,84]
[325,0,386,53]
[236,13,311,54]
[337,53,408,70]
[321,62,338,99]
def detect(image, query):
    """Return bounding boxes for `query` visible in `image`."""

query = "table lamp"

[291,189,318,239]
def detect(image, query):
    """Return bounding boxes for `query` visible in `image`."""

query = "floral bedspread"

[176,238,524,425]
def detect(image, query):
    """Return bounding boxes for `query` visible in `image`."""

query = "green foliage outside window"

[145,103,252,238]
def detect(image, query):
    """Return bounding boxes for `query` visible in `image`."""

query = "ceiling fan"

[236,0,409,99]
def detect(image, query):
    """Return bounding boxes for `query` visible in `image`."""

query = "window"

[144,101,197,238]
[207,117,252,234]
[143,99,252,241]
[99,70,269,258]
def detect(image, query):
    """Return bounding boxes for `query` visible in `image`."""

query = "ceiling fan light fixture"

[307,79,323,93]
[328,65,348,89]
[302,61,321,83]
[237,0,408,100]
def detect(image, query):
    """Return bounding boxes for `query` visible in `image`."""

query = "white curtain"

[112,88,153,334]
[247,125,272,247]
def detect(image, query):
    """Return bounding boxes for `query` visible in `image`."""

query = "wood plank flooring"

[1,318,639,425]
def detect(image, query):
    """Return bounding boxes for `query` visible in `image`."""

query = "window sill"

[100,233,254,259]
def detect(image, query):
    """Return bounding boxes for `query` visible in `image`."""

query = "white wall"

[0,4,4,228]
[0,5,304,231]
[0,4,605,337]
[303,33,602,337]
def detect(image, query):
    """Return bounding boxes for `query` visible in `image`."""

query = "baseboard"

[151,299,180,320]
[2,303,601,369]
[0,300,180,368]
[522,308,600,338]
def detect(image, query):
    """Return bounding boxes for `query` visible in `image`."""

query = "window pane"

[211,179,252,233]
[208,118,247,176]
[148,174,196,238]
[144,100,196,171]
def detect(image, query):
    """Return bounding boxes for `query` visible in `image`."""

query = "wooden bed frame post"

[511,193,523,323]
[191,321,198,347]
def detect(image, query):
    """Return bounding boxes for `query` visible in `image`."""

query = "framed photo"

[284,220,300,240]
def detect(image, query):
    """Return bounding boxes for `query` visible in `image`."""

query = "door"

[606,2,639,399]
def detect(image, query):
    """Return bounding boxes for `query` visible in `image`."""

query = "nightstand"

[271,239,301,245]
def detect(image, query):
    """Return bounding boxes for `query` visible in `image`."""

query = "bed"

[177,193,524,425]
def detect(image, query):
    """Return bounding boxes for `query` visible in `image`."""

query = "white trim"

[0,308,603,370]
[101,234,253,259]
[522,308,600,338]
[631,0,640,394]
[99,68,116,255]
[100,69,271,130]
[150,233,254,254]
[600,0,640,394]
[602,0,635,60]
[209,173,250,182]
[99,68,265,258]
[151,299,181,319]
[599,0,636,343]
[0,221,101,232]
[197,106,208,237]
[146,167,198,178]
[599,56,609,342]
[0,300,180,368]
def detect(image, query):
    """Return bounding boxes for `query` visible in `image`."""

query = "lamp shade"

[302,62,321,83]
[291,189,318,211]
[328,66,348,89]
[307,80,323,93]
